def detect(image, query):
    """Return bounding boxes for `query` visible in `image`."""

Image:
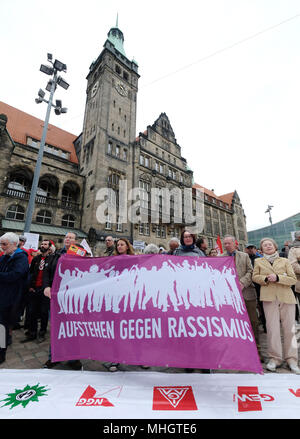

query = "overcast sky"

[1,0,299,231]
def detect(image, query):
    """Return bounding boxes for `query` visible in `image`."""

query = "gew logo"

[233,386,274,412]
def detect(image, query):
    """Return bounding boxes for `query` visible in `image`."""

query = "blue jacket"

[0,248,29,307]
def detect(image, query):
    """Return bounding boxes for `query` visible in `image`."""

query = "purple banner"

[51,254,263,373]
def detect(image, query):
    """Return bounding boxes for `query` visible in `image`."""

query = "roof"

[1,219,87,238]
[193,183,234,208]
[0,101,79,164]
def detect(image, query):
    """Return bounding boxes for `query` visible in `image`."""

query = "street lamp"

[265,205,274,225]
[23,54,69,233]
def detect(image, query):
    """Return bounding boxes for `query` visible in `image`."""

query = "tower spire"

[116,12,119,28]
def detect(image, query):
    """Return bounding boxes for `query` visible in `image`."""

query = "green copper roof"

[107,23,126,57]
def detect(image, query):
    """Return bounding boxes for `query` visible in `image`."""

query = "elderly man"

[167,237,180,255]
[0,232,29,364]
[222,235,261,357]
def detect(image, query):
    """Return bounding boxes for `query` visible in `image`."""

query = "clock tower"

[80,21,140,249]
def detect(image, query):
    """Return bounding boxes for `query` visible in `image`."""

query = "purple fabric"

[51,254,263,373]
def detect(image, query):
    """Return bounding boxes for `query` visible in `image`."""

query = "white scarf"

[263,251,279,264]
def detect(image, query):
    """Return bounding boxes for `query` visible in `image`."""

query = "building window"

[36,210,52,224]
[6,204,25,221]
[107,141,112,155]
[115,145,120,158]
[123,149,128,161]
[105,215,112,230]
[139,180,150,210]
[208,238,213,248]
[62,214,75,228]
[116,216,123,232]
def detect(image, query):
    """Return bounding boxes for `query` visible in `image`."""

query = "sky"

[1,0,299,232]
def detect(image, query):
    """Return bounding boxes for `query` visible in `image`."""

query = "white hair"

[144,244,159,254]
[0,232,19,245]
[224,235,236,243]
[169,237,180,245]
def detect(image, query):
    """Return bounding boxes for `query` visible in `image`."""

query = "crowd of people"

[1,229,300,375]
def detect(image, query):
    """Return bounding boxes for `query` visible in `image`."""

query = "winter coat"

[0,248,29,307]
[220,250,257,301]
[174,245,204,257]
[252,256,297,303]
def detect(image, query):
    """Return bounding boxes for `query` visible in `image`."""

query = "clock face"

[116,81,127,97]
[91,81,99,97]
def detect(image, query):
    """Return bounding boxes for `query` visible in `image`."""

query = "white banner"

[0,370,300,419]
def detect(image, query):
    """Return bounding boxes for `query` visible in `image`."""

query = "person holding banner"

[222,235,261,359]
[43,232,82,370]
[253,237,299,374]
[174,230,203,257]
[114,238,135,256]
[106,238,135,372]
[174,230,210,373]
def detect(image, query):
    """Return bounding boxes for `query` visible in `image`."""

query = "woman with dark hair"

[107,238,135,372]
[174,230,209,373]
[174,230,202,257]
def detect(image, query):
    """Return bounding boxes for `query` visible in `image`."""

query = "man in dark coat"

[20,239,54,343]
[0,232,29,364]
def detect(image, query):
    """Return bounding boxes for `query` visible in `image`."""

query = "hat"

[19,235,27,242]
[245,243,255,248]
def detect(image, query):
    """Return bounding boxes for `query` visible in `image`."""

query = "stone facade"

[0,23,248,253]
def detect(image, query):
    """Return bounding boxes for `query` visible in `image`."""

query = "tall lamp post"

[23,54,69,233]
[265,205,274,226]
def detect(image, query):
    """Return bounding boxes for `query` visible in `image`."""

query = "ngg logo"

[76,386,114,407]
[233,386,274,412]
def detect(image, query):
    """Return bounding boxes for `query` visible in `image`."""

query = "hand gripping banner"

[50,254,263,374]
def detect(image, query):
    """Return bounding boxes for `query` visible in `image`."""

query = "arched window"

[6,205,25,221]
[62,214,75,228]
[36,210,52,224]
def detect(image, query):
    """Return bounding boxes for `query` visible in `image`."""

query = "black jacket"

[29,253,52,289]
[42,248,66,289]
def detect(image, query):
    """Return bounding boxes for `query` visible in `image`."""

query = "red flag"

[215,235,223,255]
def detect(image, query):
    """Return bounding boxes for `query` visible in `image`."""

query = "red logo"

[289,389,300,397]
[76,385,116,407]
[234,386,274,412]
[153,386,197,410]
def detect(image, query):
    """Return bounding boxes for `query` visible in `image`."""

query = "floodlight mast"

[23,55,69,233]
